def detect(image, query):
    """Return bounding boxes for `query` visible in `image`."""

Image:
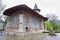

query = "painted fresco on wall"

[6,15,19,29]
[31,17,40,28]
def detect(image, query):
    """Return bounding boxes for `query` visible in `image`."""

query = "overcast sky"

[2,0,60,20]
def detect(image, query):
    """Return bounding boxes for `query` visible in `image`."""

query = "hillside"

[56,20,60,25]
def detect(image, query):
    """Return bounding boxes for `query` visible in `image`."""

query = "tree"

[0,0,6,20]
[0,0,6,31]
[46,14,57,21]
[49,20,58,30]
[45,21,51,31]
[45,14,58,31]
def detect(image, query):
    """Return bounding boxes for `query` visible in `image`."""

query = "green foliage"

[46,20,60,33]
[45,21,51,31]
[58,25,60,30]
[45,14,60,32]
[49,20,58,30]
[45,20,59,31]
[54,25,60,33]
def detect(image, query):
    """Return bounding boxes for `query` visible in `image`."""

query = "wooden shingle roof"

[3,4,48,21]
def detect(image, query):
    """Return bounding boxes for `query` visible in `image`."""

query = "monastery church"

[3,4,48,34]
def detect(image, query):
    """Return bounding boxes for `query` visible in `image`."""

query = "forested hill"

[56,20,60,25]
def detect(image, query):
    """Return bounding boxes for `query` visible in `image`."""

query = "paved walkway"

[44,33,60,40]
[0,33,60,40]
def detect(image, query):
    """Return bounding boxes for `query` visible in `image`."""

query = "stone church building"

[3,4,48,34]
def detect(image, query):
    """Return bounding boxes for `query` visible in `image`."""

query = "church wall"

[5,11,20,32]
[22,11,45,32]
[5,10,45,32]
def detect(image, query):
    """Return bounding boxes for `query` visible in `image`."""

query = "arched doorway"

[26,27,28,32]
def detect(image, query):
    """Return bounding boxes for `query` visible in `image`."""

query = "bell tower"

[33,3,41,13]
